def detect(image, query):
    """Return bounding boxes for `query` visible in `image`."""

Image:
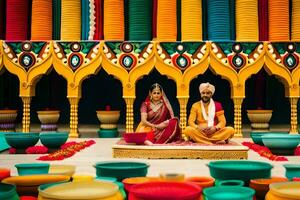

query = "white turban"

[199,82,215,95]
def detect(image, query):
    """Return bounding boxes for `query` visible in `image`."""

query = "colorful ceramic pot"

[0,109,17,132]
[38,181,123,200]
[204,186,255,200]
[94,162,149,181]
[283,164,300,180]
[249,177,288,200]
[15,163,50,176]
[266,182,300,200]
[247,110,272,131]
[185,176,215,188]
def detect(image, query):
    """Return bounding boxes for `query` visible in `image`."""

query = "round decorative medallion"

[232,54,245,68]
[121,42,133,53]
[70,42,81,52]
[19,53,35,70]
[172,54,191,70]
[120,54,137,70]
[284,54,298,69]
[232,43,242,53]
[122,56,133,68]
[176,55,188,69]
[68,53,83,70]
[21,42,32,52]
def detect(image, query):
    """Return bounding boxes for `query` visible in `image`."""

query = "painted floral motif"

[157,42,206,71]
[268,42,300,71]
[103,42,153,71]
[212,42,264,72]
[54,42,100,72]
[3,42,50,71]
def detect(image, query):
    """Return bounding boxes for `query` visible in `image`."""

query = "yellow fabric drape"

[269,0,290,41]
[61,0,81,41]
[181,0,202,41]
[157,0,177,41]
[31,0,53,40]
[235,0,258,41]
[103,0,124,40]
[292,0,300,41]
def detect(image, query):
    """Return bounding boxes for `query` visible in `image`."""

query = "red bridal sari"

[136,92,180,144]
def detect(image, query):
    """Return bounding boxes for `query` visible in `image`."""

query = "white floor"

[1,137,299,178]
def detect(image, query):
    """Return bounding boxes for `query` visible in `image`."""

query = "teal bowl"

[203,186,255,200]
[4,132,39,149]
[15,163,50,176]
[261,133,300,155]
[0,183,19,200]
[250,132,266,145]
[283,164,300,180]
[40,132,69,148]
[208,161,272,185]
[97,129,119,138]
[94,161,149,181]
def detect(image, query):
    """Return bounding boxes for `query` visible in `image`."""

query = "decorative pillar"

[290,97,298,134]
[21,97,31,133]
[233,97,244,137]
[124,97,135,133]
[178,97,189,131]
[68,97,80,138]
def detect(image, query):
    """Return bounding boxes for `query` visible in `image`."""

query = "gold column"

[178,97,189,131]
[21,97,31,133]
[290,97,298,134]
[68,97,80,138]
[233,97,244,138]
[124,97,135,133]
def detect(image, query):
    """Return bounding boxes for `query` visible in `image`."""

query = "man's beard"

[201,97,210,103]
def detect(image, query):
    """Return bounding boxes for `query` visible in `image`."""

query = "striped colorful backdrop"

[0,0,298,41]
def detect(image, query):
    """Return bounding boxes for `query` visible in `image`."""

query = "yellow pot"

[38,181,123,200]
[37,111,60,124]
[266,182,300,200]
[96,111,120,125]
[0,109,17,123]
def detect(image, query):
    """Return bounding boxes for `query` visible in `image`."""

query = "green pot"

[97,129,119,138]
[204,186,255,200]
[15,163,50,176]
[94,161,149,181]
[0,183,19,200]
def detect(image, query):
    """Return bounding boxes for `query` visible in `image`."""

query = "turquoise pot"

[15,163,50,176]
[40,132,69,149]
[0,183,19,200]
[283,164,300,180]
[208,161,272,185]
[261,133,300,155]
[203,186,255,200]
[97,129,119,138]
[250,132,265,145]
[94,161,149,181]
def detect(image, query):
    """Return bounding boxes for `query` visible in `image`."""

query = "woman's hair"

[149,83,162,92]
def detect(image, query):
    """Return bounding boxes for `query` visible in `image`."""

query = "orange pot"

[250,177,288,200]
[185,177,215,188]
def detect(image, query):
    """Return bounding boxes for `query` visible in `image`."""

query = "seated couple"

[135,82,235,145]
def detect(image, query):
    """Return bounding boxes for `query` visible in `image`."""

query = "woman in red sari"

[136,83,181,144]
